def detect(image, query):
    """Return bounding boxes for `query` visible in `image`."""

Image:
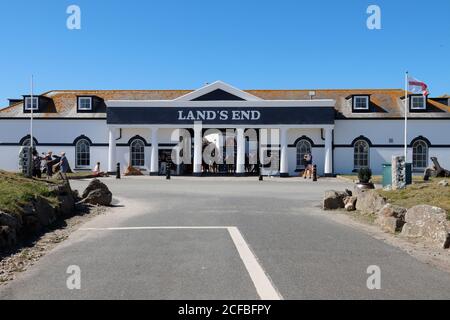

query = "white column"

[193,126,203,175]
[108,127,117,173]
[236,128,245,175]
[280,128,289,177]
[324,127,333,176]
[150,127,159,175]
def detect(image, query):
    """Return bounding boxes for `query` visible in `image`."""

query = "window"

[296,139,312,168]
[412,140,428,171]
[354,140,370,170]
[411,96,426,110]
[353,96,369,110]
[130,139,145,167]
[25,97,39,111]
[75,139,90,168]
[78,97,92,111]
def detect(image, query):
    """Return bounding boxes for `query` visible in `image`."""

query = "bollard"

[116,163,121,179]
[166,164,171,180]
[258,164,263,181]
[312,164,317,182]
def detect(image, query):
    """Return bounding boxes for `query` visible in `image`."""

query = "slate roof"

[1,88,449,119]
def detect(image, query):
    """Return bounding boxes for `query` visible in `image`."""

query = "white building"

[0,81,449,176]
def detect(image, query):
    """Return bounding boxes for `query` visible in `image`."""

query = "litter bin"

[382,163,412,187]
[382,163,392,187]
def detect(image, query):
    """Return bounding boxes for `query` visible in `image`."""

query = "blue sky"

[0,0,449,106]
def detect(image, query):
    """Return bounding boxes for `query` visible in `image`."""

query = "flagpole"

[30,75,34,150]
[404,71,408,161]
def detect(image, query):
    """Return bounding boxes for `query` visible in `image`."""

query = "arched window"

[296,139,312,168]
[130,139,145,167]
[75,139,90,168]
[354,140,370,170]
[412,140,428,171]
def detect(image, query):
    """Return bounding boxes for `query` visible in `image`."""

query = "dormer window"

[410,95,426,110]
[24,97,39,111]
[353,96,369,110]
[78,97,93,111]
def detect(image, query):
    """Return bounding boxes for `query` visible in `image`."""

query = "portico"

[106,81,336,177]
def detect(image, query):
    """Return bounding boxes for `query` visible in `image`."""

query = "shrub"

[358,167,372,183]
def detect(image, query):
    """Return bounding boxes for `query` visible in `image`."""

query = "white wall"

[2,118,450,176]
[334,119,450,174]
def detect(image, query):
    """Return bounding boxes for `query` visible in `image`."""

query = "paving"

[1,176,450,300]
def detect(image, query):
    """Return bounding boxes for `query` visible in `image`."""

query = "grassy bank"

[0,171,58,214]
[378,180,450,220]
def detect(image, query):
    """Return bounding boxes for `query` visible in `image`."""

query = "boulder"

[82,189,112,206]
[377,204,407,218]
[343,196,357,211]
[81,179,112,206]
[0,226,17,248]
[82,179,109,198]
[355,190,386,214]
[400,205,450,248]
[0,212,22,230]
[124,165,143,176]
[323,190,351,210]
[375,205,406,234]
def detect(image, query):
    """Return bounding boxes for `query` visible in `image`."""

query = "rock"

[343,196,357,211]
[82,179,109,198]
[438,180,449,187]
[34,196,57,226]
[377,204,407,218]
[0,212,22,230]
[82,189,112,206]
[0,226,17,248]
[323,190,351,210]
[124,165,143,176]
[400,205,450,249]
[383,185,392,191]
[376,216,404,234]
[355,190,387,214]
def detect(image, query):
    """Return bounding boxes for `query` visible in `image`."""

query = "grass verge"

[0,170,58,214]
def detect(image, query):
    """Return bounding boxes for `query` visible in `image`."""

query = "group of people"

[31,150,70,180]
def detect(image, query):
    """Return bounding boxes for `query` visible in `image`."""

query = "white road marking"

[227,227,283,300]
[80,226,231,231]
[80,225,283,300]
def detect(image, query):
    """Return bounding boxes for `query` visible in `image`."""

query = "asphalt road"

[1,176,450,300]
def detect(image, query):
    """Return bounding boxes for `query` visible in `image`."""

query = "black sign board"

[107,107,335,125]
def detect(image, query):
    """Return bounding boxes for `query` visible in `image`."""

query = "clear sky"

[0,0,449,106]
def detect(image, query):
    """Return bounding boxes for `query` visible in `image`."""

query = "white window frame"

[130,139,146,168]
[410,95,426,110]
[353,140,370,170]
[353,96,369,110]
[75,139,91,169]
[412,140,428,171]
[24,97,39,111]
[78,97,93,111]
[296,139,312,169]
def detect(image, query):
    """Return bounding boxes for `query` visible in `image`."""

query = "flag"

[407,75,429,96]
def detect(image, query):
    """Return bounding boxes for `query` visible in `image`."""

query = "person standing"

[303,152,313,179]
[58,152,69,181]
[44,151,54,180]
[32,149,42,178]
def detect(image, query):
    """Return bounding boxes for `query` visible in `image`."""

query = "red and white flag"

[408,75,429,96]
